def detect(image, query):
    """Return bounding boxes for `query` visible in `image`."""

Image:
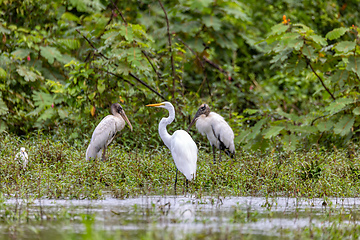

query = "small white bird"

[147,102,198,192]
[15,147,29,170]
[86,103,133,161]
[188,103,235,163]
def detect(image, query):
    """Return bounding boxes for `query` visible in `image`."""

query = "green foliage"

[1,0,360,151]
[238,15,360,151]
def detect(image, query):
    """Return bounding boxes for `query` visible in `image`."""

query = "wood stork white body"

[86,103,133,161]
[146,102,198,192]
[188,104,235,163]
[15,147,28,170]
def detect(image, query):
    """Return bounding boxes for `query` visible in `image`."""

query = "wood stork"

[188,103,235,163]
[86,103,133,161]
[146,102,198,192]
[15,147,28,170]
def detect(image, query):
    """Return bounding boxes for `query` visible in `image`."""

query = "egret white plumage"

[15,147,28,170]
[86,103,133,161]
[146,102,198,192]
[188,104,235,163]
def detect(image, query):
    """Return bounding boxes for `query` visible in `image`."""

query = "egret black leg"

[212,145,216,164]
[219,149,222,162]
[185,179,189,194]
[174,169,178,194]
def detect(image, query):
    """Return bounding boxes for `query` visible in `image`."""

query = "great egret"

[188,103,235,163]
[146,102,198,192]
[86,103,133,161]
[15,147,28,170]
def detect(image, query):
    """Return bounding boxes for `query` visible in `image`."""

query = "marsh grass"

[1,133,360,200]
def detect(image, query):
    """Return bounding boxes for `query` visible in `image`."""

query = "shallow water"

[2,195,360,239]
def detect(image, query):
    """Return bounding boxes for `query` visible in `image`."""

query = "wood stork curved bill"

[188,103,235,163]
[15,147,28,170]
[146,102,198,192]
[86,103,133,161]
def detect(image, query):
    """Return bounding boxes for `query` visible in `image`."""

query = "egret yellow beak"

[146,103,165,107]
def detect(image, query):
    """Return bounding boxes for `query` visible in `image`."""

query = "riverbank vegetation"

[1,133,360,199]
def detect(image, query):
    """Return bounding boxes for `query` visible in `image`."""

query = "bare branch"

[158,0,176,98]
[202,56,234,81]
[109,0,127,26]
[141,50,161,80]
[129,72,166,100]
[305,57,335,100]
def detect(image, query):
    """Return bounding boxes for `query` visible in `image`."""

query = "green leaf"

[97,80,106,94]
[0,67,6,79]
[33,91,54,109]
[308,35,327,46]
[346,56,360,77]
[0,97,8,115]
[0,120,6,132]
[0,25,10,34]
[353,107,360,115]
[37,108,56,121]
[325,98,353,114]
[243,109,258,115]
[40,46,62,64]
[294,59,306,75]
[334,41,356,53]
[302,45,316,60]
[247,118,267,140]
[277,109,300,122]
[325,27,348,40]
[317,119,335,132]
[333,115,354,136]
[61,12,80,23]
[126,48,142,65]
[16,66,43,82]
[263,126,284,139]
[287,125,317,133]
[270,23,289,36]
[282,134,299,151]
[235,129,251,143]
[202,16,222,31]
[329,70,349,87]
[11,48,31,59]
[58,109,69,119]
[102,30,120,45]
[120,26,133,42]
[57,39,81,50]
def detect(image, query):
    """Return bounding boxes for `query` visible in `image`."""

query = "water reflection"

[3,195,360,238]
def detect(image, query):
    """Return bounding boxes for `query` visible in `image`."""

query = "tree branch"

[109,0,127,26]
[129,72,165,100]
[141,50,161,80]
[202,56,234,81]
[76,29,166,100]
[158,0,176,98]
[304,57,335,100]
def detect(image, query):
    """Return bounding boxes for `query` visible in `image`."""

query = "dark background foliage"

[1,0,360,152]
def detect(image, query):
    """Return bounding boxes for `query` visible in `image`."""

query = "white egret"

[15,147,28,170]
[188,103,235,163]
[86,103,133,161]
[146,102,198,192]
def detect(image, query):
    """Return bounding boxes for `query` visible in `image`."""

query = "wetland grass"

[2,133,360,239]
[1,133,360,199]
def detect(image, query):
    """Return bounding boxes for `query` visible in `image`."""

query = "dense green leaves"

[1,0,360,151]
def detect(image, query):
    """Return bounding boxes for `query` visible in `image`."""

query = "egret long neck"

[158,106,175,149]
